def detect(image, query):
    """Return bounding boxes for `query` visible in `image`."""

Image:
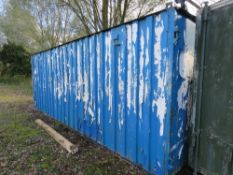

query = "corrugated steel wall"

[31,8,195,175]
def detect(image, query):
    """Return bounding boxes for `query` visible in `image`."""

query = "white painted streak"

[68,47,72,93]
[118,63,124,129]
[118,31,125,130]
[55,53,58,98]
[153,15,167,136]
[126,25,132,112]
[76,42,83,101]
[89,38,95,123]
[170,144,178,153]
[144,26,150,104]
[155,97,166,136]
[177,51,194,110]
[51,53,55,100]
[88,107,94,119]
[64,47,68,103]
[105,32,113,123]
[178,145,184,159]
[139,27,145,119]
[57,49,62,100]
[50,56,53,96]
[179,51,194,80]
[83,42,89,116]
[47,55,51,93]
[132,23,138,114]
[145,27,150,67]
[178,121,183,138]
[96,36,101,126]
[177,80,189,110]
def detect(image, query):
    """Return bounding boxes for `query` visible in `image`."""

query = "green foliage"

[0,43,31,76]
[0,0,40,52]
[0,0,81,53]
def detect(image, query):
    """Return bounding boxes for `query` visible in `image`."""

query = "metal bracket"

[174,26,180,45]
[113,35,121,46]
[166,1,174,8]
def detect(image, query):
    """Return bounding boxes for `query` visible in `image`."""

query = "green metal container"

[189,1,233,175]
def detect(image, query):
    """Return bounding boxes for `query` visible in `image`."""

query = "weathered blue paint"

[31,8,195,175]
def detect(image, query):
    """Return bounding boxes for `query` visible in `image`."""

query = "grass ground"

[0,77,146,175]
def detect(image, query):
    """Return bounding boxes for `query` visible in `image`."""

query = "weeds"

[0,77,146,175]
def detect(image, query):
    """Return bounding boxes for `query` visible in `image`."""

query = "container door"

[191,1,233,175]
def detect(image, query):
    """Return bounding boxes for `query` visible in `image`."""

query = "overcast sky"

[195,0,220,4]
[0,1,3,14]
[0,0,6,16]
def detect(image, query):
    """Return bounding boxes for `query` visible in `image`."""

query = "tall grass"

[0,75,32,96]
[0,75,30,84]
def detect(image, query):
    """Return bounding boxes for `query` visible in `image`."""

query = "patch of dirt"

[30,105,147,175]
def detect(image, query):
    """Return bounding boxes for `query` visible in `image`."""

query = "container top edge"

[209,0,233,11]
[31,4,195,57]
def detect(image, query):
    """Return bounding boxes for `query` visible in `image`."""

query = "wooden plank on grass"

[35,119,78,154]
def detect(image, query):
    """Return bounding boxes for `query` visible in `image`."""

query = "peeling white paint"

[139,28,145,119]
[89,38,95,123]
[83,43,89,116]
[177,80,189,110]
[97,108,101,126]
[54,51,57,98]
[63,48,68,103]
[118,104,124,130]
[118,50,124,130]
[67,61,71,95]
[145,27,150,66]
[118,33,127,130]
[153,15,167,136]
[33,67,37,76]
[72,45,76,95]
[157,161,161,167]
[76,43,83,101]
[177,50,194,111]
[170,144,178,153]
[51,53,55,100]
[126,23,137,115]
[126,25,132,112]
[178,121,183,138]
[47,56,51,94]
[57,49,62,100]
[96,36,101,126]
[132,23,138,114]
[155,97,166,136]
[104,32,113,123]
[144,27,150,106]
[179,51,194,80]
[178,145,184,159]
[88,107,94,118]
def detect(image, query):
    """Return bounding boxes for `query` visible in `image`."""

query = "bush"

[0,42,31,76]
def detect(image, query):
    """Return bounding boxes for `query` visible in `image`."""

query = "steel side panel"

[31,8,193,175]
[193,4,233,175]
[169,16,196,174]
[89,35,97,141]
[96,33,105,144]
[125,21,138,163]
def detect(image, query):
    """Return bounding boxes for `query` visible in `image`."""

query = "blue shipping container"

[32,7,195,175]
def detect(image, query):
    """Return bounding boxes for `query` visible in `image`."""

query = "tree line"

[0,0,163,76]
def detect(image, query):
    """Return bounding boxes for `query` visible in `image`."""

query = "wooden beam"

[35,119,78,154]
